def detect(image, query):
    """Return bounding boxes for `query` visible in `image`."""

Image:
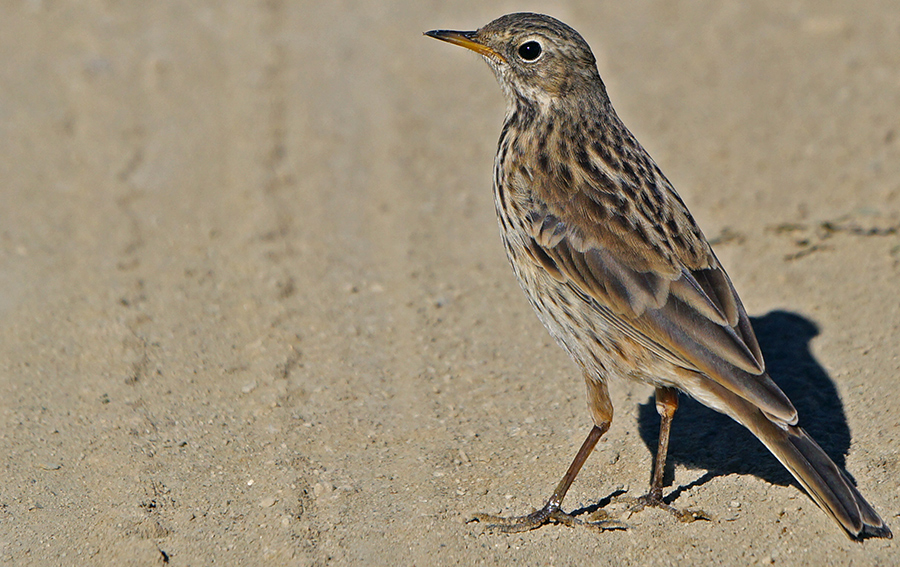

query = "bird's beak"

[424,29,507,64]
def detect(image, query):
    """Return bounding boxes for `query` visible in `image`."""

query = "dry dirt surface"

[2,1,899,565]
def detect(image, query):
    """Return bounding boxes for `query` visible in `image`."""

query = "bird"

[425,12,891,539]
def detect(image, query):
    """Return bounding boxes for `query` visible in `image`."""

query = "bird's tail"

[740,409,892,539]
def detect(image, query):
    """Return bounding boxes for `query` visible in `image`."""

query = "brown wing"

[525,182,798,424]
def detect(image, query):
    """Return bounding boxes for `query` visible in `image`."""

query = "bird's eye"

[517,41,542,62]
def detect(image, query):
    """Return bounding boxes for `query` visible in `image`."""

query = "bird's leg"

[471,377,624,533]
[649,386,678,503]
[471,424,613,532]
[626,387,709,522]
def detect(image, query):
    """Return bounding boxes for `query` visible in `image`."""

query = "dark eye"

[518,41,542,61]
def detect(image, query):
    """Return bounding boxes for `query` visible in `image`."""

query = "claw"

[469,506,628,533]
[616,492,711,523]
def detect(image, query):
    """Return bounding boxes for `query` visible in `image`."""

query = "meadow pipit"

[426,13,891,539]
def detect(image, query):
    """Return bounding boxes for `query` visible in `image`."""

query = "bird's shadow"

[637,310,853,492]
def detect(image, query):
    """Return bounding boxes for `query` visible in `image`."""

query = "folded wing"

[525,195,797,424]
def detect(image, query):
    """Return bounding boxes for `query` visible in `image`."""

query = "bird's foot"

[470,504,626,533]
[618,490,710,523]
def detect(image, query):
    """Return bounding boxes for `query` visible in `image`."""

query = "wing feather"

[525,204,796,423]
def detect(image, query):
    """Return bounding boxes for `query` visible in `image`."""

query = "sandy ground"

[1,1,899,565]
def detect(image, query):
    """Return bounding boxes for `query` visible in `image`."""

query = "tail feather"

[746,412,892,539]
[687,375,892,539]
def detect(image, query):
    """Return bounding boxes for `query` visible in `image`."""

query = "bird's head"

[426,12,603,108]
